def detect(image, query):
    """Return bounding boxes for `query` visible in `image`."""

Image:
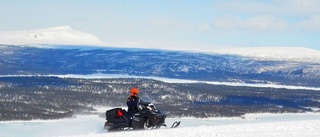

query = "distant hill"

[0,26,106,46]
[1,45,320,87]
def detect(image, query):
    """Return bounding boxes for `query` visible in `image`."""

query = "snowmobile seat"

[105,108,130,129]
[105,108,128,125]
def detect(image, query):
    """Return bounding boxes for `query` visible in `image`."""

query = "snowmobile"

[104,95,180,131]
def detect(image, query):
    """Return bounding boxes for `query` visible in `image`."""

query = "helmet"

[130,87,139,96]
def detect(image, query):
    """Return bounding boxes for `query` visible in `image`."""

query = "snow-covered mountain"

[1,26,320,87]
[1,26,319,63]
[0,26,106,46]
[213,47,320,63]
[1,45,320,87]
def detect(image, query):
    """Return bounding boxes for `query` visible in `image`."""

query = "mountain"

[1,27,320,122]
[0,26,106,46]
[1,45,320,87]
[1,26,320,87]
[213,47,320,63]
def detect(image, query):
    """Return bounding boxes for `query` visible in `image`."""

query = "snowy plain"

[2,74,320,91]
[1,112,320,137]
[52,74,320,91]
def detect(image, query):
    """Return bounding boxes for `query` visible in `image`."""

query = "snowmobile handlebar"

[138,102,155,111]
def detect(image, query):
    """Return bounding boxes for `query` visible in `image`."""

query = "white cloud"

[213,16,242,30]
[278,0,320,16]
[295,15,320,31]
[245,16,288,31]
[210,0,320,33]
[150,17,210,32]
[213,15,288,32]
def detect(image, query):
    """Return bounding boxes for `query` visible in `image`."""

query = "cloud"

[295,15,320,31]
[150,17,198,31]
[213,15,288,32]
[279,0,320,16]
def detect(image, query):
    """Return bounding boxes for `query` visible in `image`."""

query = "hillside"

[1,45,320,87]
[1,76,319,121]
[0,26,106,46]
[213,47,320,63]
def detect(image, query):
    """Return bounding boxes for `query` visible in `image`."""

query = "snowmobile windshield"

[138,95,157,111]
[139,94,153,104]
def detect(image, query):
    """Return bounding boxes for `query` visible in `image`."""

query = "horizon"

[0,0,320,51]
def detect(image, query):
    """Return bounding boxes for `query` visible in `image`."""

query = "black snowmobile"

[104,95,180,131]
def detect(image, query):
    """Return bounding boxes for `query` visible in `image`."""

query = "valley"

[0,76,319,121]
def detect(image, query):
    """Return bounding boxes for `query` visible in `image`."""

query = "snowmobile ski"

[170,121,181,128]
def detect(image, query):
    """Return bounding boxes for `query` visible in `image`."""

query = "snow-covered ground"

[52,74,320,91]
[2,74,320,91]
[79,115,320,137]
[64,113,320,137]
[97,117,320,137]
[1,112,320,137]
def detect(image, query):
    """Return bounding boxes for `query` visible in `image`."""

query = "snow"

[2,74,320,91]
[1,113,320,137]
[213,47,320,63]
[79,120,319,137]
[54,74,320,91]
[1,26,320,64]
[0,26,106,46]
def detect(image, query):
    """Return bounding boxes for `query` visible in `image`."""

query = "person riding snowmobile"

[127,87,150,114]
[127,87,140,115]
[104,87,181,130]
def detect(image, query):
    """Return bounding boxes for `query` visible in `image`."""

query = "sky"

[0,0,320,51]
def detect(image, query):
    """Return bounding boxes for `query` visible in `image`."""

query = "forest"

[0,76,319,121]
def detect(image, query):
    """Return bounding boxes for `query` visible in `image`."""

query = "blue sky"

[0,0,320,51]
